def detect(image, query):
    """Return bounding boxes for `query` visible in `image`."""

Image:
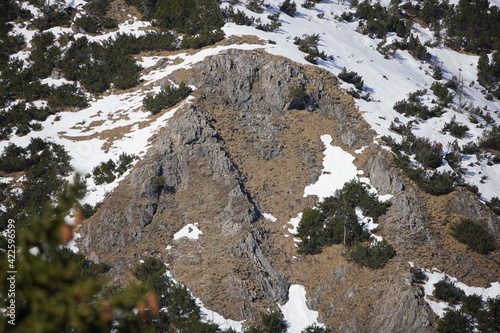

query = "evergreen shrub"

[143,83,192,115]
[450,218,496,254]
[442,116,469,139]
[433,276,465,304]
[280,0,297,17]
[345,239,396,269]
[297,180,391,255]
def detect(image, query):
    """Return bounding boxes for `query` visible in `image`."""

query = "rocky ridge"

[80,49,499,331]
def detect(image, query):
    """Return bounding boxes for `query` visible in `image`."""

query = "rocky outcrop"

[365,151,436,253]
[447,188,500,238]
[80,104,289,319]
[81,49,454,330]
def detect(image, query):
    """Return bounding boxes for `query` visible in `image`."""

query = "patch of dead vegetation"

[108,0,142,24]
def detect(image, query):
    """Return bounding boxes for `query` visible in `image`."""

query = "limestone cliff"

[79,49,499,331]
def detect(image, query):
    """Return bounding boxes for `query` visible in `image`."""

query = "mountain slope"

[1,0,500,332]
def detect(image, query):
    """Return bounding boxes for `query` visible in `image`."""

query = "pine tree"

[477,53,492,88]
[0,181,158,332]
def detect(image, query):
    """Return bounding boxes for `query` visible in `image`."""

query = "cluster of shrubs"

[59,36,141,93]
[445,0,500,54]
[80,201,102,219]
[442,116,469,138]
[75,0,118,34]
[383,135,476,196]
[0,139,73,231]
[0,31,89,108]
[433,276,466,304]
[337,68,371,100]
[354,0,499,55]
[432,276,500,333]
[353,1,411,39]
[30,0,74,31]
[338,68,364,91]
[0,0,30,65]
[393,93,444,120]
[287,86,313,110]
[296,180,394,268]
[143,82,193,115]
[58,32,177,93]
[467,105,495,125]
[486,197,500,216]
[389,119,413,136]
[386,133,444,169]
[430,81,454,106]
[344,239,396,269]
[226,7,255,26]
[478,126,500,151]
[126,0,225,48]
[392,34,431,62]
[280,0,297,17]
[132,257,224,332]
[293,34,327,64]
[302,0,322,9]
[246,0,265,13]
[477,48,500,100]
[0,102,55,139]
[256,13,282,32]
[58,247,110,278]
[400,0,451,28]
[90,153,137,185]
[450,218,497,255]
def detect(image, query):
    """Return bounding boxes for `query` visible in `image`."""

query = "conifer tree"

[0,181,158,332]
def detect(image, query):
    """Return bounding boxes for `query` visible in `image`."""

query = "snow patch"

[263,213,277,222]
[303,135,358,200]
[355,207,382,241]
[197,299,244,332]
[419,267,500,318]
[173,223,202,240]
[278,284,323,333]
[286,212,302,235]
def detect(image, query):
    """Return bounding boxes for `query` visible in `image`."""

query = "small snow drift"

[303,134,358,200]
[173,223,202,240]
[279,284,323,333]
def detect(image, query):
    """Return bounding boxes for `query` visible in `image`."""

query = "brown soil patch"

[108,0,142,23]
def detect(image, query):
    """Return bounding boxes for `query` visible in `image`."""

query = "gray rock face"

[366,152,435,252]
[368,266,434,333]
[80,103,289,317]
[447,188,500,239]
[81,49,442,330]
[366,151,405,195]
[234,228,289,304]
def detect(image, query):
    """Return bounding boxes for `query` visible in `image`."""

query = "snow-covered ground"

[303,135,358,200]
[412,264,500,318]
